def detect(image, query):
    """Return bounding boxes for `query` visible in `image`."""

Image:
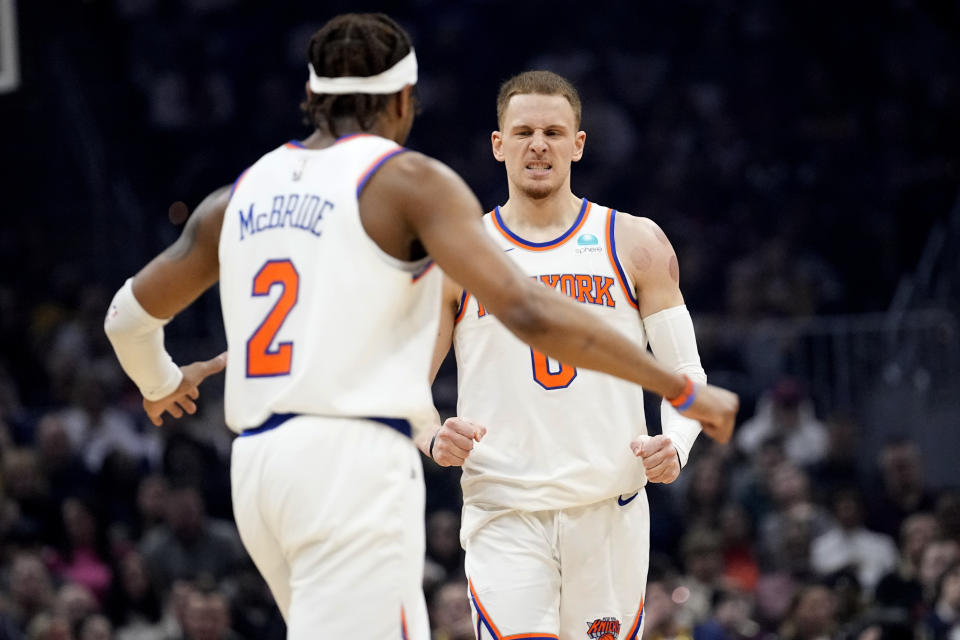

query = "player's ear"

[491,130,505,162]
[572,130,586,162]
[396,84,415,119]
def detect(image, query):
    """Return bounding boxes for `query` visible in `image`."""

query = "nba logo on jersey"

[586,617,621,639]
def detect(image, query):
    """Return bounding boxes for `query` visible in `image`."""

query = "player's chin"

[519,182,556,200]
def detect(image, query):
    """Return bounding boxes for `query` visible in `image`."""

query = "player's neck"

[300,117,398,149]
[500,188,583,237]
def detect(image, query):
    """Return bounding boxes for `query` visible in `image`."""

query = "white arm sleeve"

[642,304,706,468]
[103,279,183,401]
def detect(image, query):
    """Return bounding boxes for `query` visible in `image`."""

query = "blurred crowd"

[3,0,960,639]
[425,378,960,640]
[1,295,959,639]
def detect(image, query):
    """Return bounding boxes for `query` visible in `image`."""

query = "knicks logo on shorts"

[586,616,621,639]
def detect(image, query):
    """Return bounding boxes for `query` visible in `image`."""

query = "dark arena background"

[2,1,959,638]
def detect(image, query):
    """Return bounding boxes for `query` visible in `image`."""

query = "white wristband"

[643,305,706,468]
[104,279,183,401]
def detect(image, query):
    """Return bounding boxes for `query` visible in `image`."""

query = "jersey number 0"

[247,259,299,377]
[530,349,577,390]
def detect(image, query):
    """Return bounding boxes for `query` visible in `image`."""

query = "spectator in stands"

[920,560,960,640]
[4,552,56,632]
[754,505,821,628]
[758,463,833,569]
[48,497,113,601]
[874,511,938,621]
[77,614,112,640]
[805,414,863,504]
[179,586,237,640]
[810,487,897,594]
[733,437,787,528]
[718,503,759,593]
[736,378,828,467]
[2,448,60,544]
[428,580,473,640]
[866,439,938,539]
[778,583,837,640]
[58,370,160,475]
[138,485,244,594]
[104,551,163,638]
[34,414,91,507]
[644,578,695,640]
[52,583,98,632]
[693,588,772,640]
[684,454,729,531]
[919,540,960,607]
[425,510,465,581]
[678,528,728,628]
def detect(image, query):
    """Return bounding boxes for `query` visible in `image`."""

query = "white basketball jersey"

[454,199,648,512]
[219,134,441,436]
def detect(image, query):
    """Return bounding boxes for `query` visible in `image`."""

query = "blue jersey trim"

[356,148,409,198]
[229,167,251,198]
[607,210,639,308]
[492,197,588,249]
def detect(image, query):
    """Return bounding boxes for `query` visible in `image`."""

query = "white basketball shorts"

[463,489,649,640]
[231,415,429,639]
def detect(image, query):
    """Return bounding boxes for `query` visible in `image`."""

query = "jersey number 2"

[247,259,299,377]
[530,349,577,390]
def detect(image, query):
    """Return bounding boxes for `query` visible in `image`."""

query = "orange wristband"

[667,375,696,411]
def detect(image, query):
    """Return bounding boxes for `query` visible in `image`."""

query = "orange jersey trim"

[491,199,592,251]
[334,132,377,145]
[605,208,639,310]
[454,291,471,324]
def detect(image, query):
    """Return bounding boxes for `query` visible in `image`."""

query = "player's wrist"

[667,375,696,412]
[429,429,439,460]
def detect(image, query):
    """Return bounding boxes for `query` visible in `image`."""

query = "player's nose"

[530,130,548,151]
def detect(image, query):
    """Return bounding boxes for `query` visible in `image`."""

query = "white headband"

[308,49,417,95]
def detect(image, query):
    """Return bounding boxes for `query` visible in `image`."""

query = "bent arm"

[131,186,231,317]
[618,214,706,464]
[104,186,229,400]
[393,155,687,400]
[415,276,463,457]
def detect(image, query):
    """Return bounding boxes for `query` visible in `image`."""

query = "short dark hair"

[496,70,582,129]
[300,13,413,137]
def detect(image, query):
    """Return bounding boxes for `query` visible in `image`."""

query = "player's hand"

[631,434,681,484]
[679,383,739,444]
[430,417,486,467]
[143,352,227,426]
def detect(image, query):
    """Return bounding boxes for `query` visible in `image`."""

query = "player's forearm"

[645,305,707,466]
[502,286,687,399]
[104,279,183,400]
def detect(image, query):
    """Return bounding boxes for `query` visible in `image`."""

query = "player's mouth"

[525,162,552,177]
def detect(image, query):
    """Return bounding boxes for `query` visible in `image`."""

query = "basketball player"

[103,16,737,640]
[423,71,713,639]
